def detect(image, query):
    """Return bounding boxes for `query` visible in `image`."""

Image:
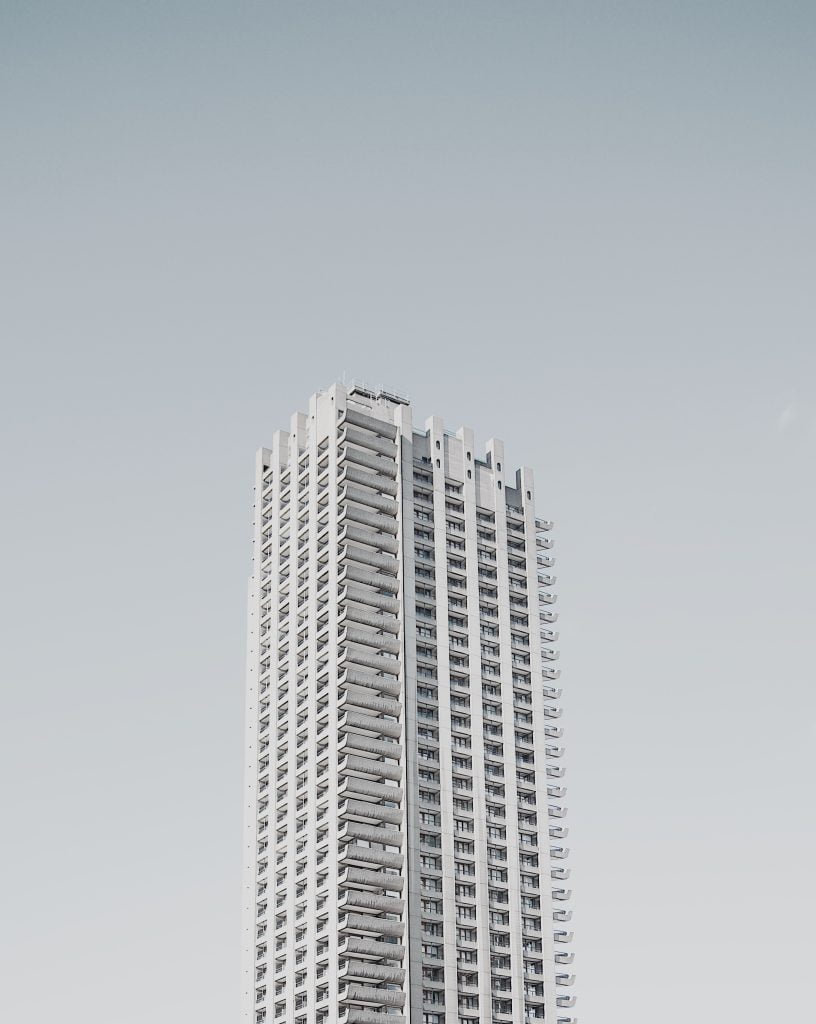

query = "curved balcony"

[556,996,577,1008]
[554,929,574,943]
[339,710,402,740]
[340,867,404,892]
[340,426,398,459]
[339,688,401,718]
[342,649,401,677]
[341,668,401,698]
[340,504,399,536]
[340,523,400,555]
[340,754,403,783]
[340,961,406,984]
[339,464,399,496]
[341,564,400,593]
[341,985,406,1009]
[339,799,402,826]
[339,890,405,916]
[556,973,576,987]
[338,821,404,847]
[550,845,570,859]
[339,935,405,960]
[549,826,569,840]
[338,732,403,761]
[341,445,398,478]
[339,843,404,871]
[340,776,404,802]
[539,610,558,623]
[339,913,404,938]
[555,952,575,965]
[343,627,401,655]
[341,545,400,577]
[343,1010,405,1024]
[344,584,400,614]
[341,484,399,518]
[341,408,398,440]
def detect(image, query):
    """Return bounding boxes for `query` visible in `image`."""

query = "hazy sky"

[2,3,815,1022]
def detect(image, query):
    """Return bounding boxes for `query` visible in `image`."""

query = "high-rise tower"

[243,383,575,1024]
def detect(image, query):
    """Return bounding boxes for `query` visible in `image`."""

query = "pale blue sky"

[2,3,815,1022]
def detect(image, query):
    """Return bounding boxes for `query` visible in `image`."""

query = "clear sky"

[2,2,814,1021]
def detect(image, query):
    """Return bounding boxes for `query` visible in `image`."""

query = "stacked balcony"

[336,407,405,1024]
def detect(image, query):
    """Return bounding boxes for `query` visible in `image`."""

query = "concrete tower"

[243,383,575,1024]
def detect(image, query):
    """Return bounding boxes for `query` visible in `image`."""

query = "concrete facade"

[243,384,575,1024]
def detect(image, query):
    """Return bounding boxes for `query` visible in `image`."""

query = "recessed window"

[497,461,502,472]
[436,459,441,468]
[497,481,502,490]
[435,440,441,450]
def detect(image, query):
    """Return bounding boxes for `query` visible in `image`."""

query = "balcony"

[341,647,402,678]
[340,667,401,699]
[339,464,399,497]
[340,753,403,783]
[339,935,405,961]
[339,843,404,871]
[339,775,404,803]
[339,888,405,919]
[339,689,402,719]
[338,820,405,847]
[340,445,399,479]
[340,961,406,985]
[338,732,403,761]
[339,710,402,741]
[339,913,405,939]
[340,425,398,459]
[339,799,402,827]
[341,1011,405,1024]
[340,866,404,892]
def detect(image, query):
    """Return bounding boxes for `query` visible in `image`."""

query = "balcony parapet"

[340,427,398,459]
[341,409,398,440]
[341,446,399,478]
[340,464,399,496]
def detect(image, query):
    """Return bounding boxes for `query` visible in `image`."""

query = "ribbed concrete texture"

[243,383,575,1024]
